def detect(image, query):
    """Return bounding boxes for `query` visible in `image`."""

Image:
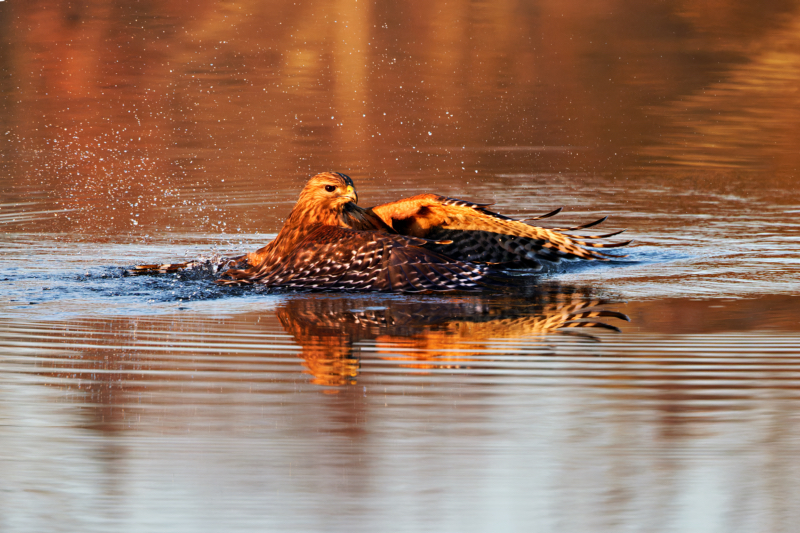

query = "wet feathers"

[211,172,630,292]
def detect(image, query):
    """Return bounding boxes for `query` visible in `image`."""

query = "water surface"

[2,1,800,532]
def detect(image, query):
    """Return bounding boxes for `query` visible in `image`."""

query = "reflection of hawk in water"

[276,289,630,386]
[135,172,629,291]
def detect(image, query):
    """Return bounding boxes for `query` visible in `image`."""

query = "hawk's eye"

[324,185,336,193]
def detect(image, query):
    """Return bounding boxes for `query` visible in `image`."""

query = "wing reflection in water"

[275,282,630,386]
[0,282,629,433]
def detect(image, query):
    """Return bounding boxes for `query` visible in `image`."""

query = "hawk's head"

[298,172,359,212]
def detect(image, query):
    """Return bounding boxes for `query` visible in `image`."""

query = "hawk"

[133,172,630,292]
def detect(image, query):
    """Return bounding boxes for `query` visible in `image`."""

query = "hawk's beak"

[343,185,358,204]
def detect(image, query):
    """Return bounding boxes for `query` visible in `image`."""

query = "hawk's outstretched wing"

[369,194,630,269]
[218,225,494,292]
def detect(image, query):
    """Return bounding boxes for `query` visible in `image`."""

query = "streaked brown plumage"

[133,172,630,292]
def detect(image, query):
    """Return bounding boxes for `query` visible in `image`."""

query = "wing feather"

[369,194,629,266]
[218,226,492,292]
[546,215,608,231]
[522,207,563,221]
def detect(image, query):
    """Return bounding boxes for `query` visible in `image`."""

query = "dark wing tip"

[561,321,623,333]
[523,207,563,221]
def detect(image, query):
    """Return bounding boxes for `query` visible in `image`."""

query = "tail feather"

[129,255,249,276]
[128,262,193,274]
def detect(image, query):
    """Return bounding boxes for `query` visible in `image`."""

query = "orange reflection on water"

[275,286,628,385]
[4,3,800,529]
[4,0,800,237]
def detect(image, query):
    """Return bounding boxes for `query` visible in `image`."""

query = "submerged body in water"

[134,172,630,292]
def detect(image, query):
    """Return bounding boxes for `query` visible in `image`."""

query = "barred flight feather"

[522,207,563,221]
